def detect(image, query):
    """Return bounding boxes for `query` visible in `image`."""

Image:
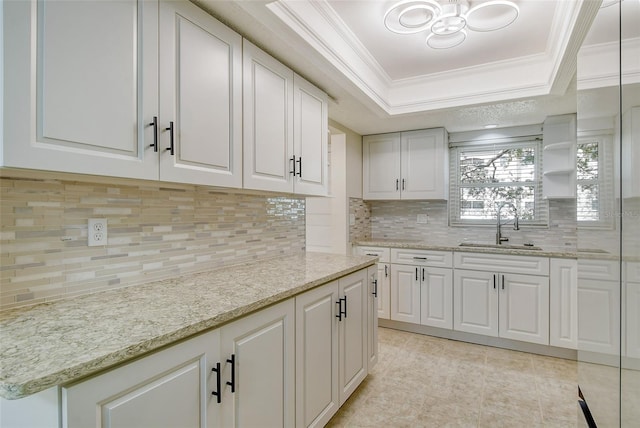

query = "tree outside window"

[451,141,546,225]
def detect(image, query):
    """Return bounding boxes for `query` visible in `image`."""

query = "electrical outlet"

[88,218,108,246]
[417,214,428,224]
[349,213,356,226]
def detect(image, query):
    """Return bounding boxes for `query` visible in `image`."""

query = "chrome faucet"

[496,202,519,245]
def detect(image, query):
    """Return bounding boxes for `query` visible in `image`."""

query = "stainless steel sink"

[458,242,543,251]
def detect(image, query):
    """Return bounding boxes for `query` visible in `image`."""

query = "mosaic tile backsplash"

[0,173,305,310]
[350,198,579,250]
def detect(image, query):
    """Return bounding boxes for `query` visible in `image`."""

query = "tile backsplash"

[0,172,305,310]
[350,198,578,250]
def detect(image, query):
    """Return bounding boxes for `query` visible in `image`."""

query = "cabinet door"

[3,0,158,180]
[578,278,620,355]
[338,270,368,405]
[550,258,578,349]
[377,263,391,320]
[362,133,401,200]
[367,266,379,370]
[453,269,498,337]
[295,281,339,428]
[220,299,295,428]
[390,264,421,324]
[243,40,294,193]
[159,1,242,187]
[400,129,448,200]
[626,281,640,359]
[63,329,220,428]
[293,74,329,196]
[499,273,549,345]
[420,267,453,329]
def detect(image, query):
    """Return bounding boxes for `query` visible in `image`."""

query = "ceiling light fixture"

[384,0,520,49]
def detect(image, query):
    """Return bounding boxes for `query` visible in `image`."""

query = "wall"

[350,198,578,251]
[0,170,306,310]
[329,119,362,199]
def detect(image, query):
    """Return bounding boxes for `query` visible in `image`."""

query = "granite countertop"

[0,252,376,400]
[354,239,580,259]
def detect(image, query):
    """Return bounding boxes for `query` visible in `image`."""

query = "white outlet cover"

[88,218,108,246]
[417,214,428,224]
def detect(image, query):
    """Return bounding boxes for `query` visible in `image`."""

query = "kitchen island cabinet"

[0,253,376,427]
[295,268,373,427]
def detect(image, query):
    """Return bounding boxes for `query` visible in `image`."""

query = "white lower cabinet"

[389,249,453,327]
[367,266,379,369]
[63,329,220,428]
[63,299,295,428]
[295,269,369,427]
[420,267,453,330]
[377,262,391,320]
[626,262,640,359]
[550,258,578,349]
[353,246,390,320]
[453,269,549,345]
[295,281,340,428]
[390,264,422,324]
[452,252,550,346]
[577,259,620,355]
[219,299,295,428]
[337,270,368,405]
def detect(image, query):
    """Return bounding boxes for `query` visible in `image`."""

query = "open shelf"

[543,141,574,151]
[543,169,575,176]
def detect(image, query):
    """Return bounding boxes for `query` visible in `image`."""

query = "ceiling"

[195,0,636,135]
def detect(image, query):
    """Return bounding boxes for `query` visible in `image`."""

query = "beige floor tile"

[327,327,577,428]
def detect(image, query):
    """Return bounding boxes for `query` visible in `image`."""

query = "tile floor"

[327,327,577,427]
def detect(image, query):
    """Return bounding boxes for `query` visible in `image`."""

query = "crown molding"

[578,37,640,90]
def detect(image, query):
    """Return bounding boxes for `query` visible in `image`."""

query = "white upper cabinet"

[242,39,294,193]
[159,1,243,187]
[3,0,158,179]
[293,74,329,196]
[401,129,449,199]
[3,0,244,188]
[243,40,328,195]
[363,128,448,200]
[362,133,402,199]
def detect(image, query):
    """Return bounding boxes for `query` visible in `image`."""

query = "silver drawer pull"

[366,253,378,256]
[413,256,428,260]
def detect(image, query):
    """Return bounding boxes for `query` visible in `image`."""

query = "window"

[450,139,547,225]
[577,135,613,227]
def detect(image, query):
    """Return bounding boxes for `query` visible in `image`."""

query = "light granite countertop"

[353,239,581,259]
[0,252,376,400]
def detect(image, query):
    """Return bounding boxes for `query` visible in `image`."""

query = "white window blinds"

[450,139,547,225]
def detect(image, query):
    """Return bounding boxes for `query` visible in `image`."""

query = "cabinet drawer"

[454,252,549,276]
[578,259,619,281]
[391,248,452,268]
[626,261,640,283]
[355,246,390,262]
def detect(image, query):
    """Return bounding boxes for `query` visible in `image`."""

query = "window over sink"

[449,138,548,226]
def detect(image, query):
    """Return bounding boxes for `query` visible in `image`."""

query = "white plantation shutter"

[577,134,614,228]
